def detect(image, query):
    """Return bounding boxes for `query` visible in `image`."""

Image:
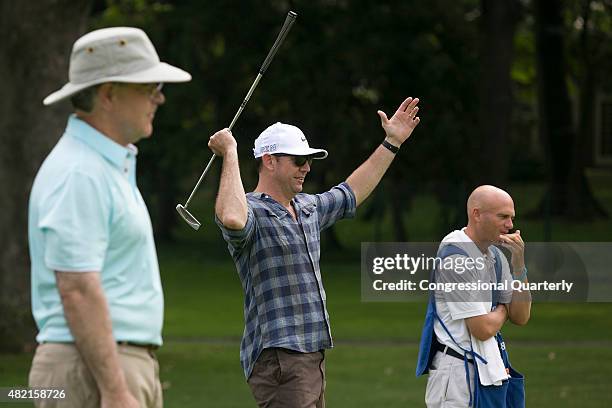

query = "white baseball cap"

[253,122,328,159]
[43,27,192,105]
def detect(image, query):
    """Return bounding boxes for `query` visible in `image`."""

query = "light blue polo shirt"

[28,115,164,345]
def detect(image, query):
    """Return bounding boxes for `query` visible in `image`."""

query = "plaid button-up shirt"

[216,182,356,379]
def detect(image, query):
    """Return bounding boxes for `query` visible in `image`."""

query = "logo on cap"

[261,144,277,153]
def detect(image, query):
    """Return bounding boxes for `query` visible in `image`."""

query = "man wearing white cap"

[209,97,421,407]
[28,27,192,407]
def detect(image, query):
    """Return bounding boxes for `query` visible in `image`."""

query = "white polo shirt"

[433,229,513,354]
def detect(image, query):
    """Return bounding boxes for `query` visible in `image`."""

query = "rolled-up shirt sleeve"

[215,205,256,253]
[315,182,357,231]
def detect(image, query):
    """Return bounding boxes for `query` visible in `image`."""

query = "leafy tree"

[477,0,524,186]
[534,0,608,220]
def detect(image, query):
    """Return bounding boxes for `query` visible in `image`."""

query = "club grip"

[259,11,297,75]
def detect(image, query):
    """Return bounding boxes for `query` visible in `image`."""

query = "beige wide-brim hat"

[43,27,192,105]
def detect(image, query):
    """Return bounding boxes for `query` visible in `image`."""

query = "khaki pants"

[248,348,326,408]
[425,352,475,408]
[28,343,162,408]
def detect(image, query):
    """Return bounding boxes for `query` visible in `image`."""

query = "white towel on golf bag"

[470,333,508,386]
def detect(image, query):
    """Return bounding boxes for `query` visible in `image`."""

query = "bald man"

[416,185,531,408]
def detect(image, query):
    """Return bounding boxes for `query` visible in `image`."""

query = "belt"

[117,341,159,351]
[435,342,473,364]
[42,341,159,351]
[274,347,325,356]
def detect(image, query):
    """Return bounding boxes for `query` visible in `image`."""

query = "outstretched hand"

[377,97,421,146]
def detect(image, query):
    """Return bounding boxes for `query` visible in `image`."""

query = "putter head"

[176,204,201,230]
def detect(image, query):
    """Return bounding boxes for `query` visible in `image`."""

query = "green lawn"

[3,341,612,407]
[3,257,612,407]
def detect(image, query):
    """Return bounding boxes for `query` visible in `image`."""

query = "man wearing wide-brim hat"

[28,27,191,408]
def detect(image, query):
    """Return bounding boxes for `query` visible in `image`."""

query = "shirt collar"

[459,227,495,259]
[250,192,310,219]
[65,114,138,170]
[251,192,305,208]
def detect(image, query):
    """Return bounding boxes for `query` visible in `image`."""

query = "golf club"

[176,10,298,230]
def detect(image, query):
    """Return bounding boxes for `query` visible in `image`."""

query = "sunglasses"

[273,154,314,167]
[115,82,164,98]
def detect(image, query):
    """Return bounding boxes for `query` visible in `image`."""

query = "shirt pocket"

[260,208,292,248]
[299,204,320,248]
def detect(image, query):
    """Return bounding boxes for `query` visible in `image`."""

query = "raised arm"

[56,271,139,408]
[209,129,248,230]
[346,97,421,207]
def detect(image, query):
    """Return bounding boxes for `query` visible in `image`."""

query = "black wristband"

[382,139,400,154]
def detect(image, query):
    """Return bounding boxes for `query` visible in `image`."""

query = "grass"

[3,342,612,407]
[2,179,612,407]
[4,257,611,407]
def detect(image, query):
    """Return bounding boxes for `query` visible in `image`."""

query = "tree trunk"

[477,0,523,185]
[0,0,91,351]
[566,0,607,219]
[533,0,606,220]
